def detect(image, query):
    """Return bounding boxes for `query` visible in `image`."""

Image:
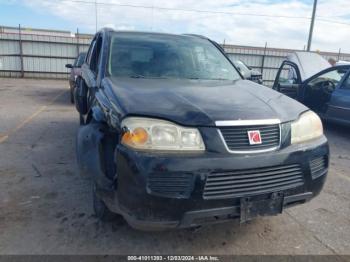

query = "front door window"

[303,68,344,113]
[273,62,301,99]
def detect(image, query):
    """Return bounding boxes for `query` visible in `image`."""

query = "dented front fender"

[76,123,113,190]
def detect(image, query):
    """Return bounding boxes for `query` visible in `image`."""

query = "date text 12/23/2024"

[127,256,220,261]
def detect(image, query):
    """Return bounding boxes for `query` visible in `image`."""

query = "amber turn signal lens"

[122,127,148,146]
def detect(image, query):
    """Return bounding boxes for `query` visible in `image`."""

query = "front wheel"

[92,183,115,221]
[79,114,85,126]
[70,85,75,104]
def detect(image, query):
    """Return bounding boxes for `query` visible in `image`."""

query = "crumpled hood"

[106,77,308,127]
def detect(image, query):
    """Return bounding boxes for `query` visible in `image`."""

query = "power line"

[317,18,350,26]
[43,0,312,20]
[40,0,350,27]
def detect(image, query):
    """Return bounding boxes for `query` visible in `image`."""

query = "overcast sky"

[1,0,350,52]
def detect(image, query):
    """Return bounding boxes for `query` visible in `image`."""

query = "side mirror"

[65,64,73,69]
[237,67,246,78]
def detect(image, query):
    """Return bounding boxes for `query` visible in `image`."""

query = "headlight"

[121,117,205,151]
[291,111,323,144]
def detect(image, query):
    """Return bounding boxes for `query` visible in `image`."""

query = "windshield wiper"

[206,78,230,81]
[129,74,146,78]
[186,77,230,81]
[129,75,170,79]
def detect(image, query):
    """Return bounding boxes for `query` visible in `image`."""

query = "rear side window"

[86,38,96,66]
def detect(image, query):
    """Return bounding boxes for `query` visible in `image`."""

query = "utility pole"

[18,24,24,78]
[307,0,317,51]
[95,0,98,32]
[76,28,80,55]
[261,42,267,75]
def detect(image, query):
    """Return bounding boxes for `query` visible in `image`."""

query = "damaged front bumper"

[97,136,328,230]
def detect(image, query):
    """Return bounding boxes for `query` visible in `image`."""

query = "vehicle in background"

[65,52,87,103]
[74,30,328,230]
[337,60,350,66]
[273,51,350,126]
[232,60,263,84]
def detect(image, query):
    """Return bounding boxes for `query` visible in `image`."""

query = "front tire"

[79,114,85,126]
[70,88,74,104]
[92,183,115,221]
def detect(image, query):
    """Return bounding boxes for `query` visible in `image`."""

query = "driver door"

[273,61,302,100]
[326,67,350,123]
[302,66,348,115]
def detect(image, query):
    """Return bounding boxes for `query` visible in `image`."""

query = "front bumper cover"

[99,136,328,230]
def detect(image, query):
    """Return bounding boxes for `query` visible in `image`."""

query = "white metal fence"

[0,26,91,79]
[1,26,350,86]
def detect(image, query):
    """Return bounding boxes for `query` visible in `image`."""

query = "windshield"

[108,33,241,80]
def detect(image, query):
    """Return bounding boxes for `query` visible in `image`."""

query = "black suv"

[74,29,329,230]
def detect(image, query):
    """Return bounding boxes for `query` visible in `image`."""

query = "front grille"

[147,173,193,199]
[219,124,280,152]
[310,156,328,179]
[203,164,304,200]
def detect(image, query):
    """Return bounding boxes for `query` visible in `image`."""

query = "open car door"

[325,66,350,125]
[301,65,349,116]
[273,61,302,100]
